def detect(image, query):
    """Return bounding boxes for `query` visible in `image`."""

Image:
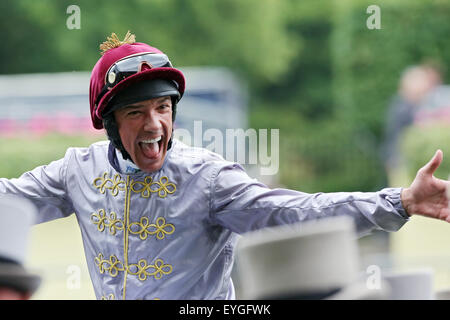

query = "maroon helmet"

[89,32,185,129]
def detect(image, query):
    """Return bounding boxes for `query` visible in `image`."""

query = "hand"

[401,149,450,222]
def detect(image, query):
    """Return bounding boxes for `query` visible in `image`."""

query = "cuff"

[385,187,410,220]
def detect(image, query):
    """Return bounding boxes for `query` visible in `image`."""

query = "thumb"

[422,149,443,175]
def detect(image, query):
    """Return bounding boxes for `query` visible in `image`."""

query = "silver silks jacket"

[0,139,409,299]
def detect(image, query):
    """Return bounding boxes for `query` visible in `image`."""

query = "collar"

[107,140,176,174]
[115,149,141,174]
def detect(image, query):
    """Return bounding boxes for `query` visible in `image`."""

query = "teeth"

[141,136,162,144]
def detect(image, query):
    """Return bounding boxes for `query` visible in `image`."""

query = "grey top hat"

[236,216,385,299]
[0,195,41,294]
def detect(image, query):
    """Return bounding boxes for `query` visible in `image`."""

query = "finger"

[422,149,443,175]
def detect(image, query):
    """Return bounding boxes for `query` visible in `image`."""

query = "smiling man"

[1,32,450,300]
[114,96,172,172]
[106,92,175,173]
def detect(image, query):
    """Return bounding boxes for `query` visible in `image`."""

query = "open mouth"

[139,136,163,159]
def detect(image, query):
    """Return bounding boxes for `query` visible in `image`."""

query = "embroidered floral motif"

[154,176,177,198]
[130,176,176,198]
[95,253,172,283]
[95,253,125,277]
[93,172,127,196]
[90,209,124,235]
[128,258,173,281]
[101,293,115,300]
[92,173,176,299]
[128,217,175,240]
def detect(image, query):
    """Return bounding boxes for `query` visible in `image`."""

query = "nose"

[143,109,162,132]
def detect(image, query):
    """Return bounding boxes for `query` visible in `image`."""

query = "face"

[114,96,173,173]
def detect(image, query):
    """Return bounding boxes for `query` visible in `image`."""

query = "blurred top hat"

[435,287,450,300]
[0,194,41,294]
[236,216,387,299]
[382,268,434,300]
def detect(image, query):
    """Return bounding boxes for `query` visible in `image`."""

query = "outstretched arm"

[210,162,409,237]
[0,155,74,224]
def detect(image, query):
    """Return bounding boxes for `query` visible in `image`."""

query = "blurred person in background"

[0,195,41,300]
[381,64,442,185]
[0,32,450,300]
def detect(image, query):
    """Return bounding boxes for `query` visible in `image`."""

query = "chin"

[141,165,163,173]
[137,157,165,173]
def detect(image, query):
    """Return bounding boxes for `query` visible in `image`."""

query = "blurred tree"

[402,124,450,182]
[3,0,450,195]
[1,0,300,87]
[0,0,62,73]
[332,0,450,141]
[253,0,334,121]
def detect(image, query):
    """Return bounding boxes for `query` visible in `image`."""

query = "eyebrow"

[124,97,171,109]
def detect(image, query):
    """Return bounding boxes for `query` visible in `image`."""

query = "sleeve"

[0,149,75,224]
[209,163,409,237]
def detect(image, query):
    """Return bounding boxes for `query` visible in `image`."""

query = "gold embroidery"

[92,174,176,300]
[95,252,172,282]
[128,258,173,281]
[122,176,132,300]
[155,177,177,198]
[101,293,115,300]
[130,176,176,198]
[95,253,125,277]
[90,209,124,235]
[128,217,175,240]
[93,172,127,196]
[155,176,177,198]
[130,176,152,198]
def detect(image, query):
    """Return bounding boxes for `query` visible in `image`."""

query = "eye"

[127,110,141,116]
[159,104,171,110]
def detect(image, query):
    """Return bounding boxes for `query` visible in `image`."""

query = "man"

[1,31,449,300]
[381,64,442,185]
[0,195,41,300]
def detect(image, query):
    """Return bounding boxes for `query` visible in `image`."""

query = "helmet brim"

[94,67,185,129]
[103,79,180,118]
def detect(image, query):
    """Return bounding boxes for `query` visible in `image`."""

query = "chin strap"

[167,129,174,151]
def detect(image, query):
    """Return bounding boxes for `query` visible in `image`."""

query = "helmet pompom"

[99,31,136,55]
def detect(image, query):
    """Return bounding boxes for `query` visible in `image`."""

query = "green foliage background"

[402,124,450,181]
[1,0,450,192]
[333,0,450,139]
[0,134,104,179]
